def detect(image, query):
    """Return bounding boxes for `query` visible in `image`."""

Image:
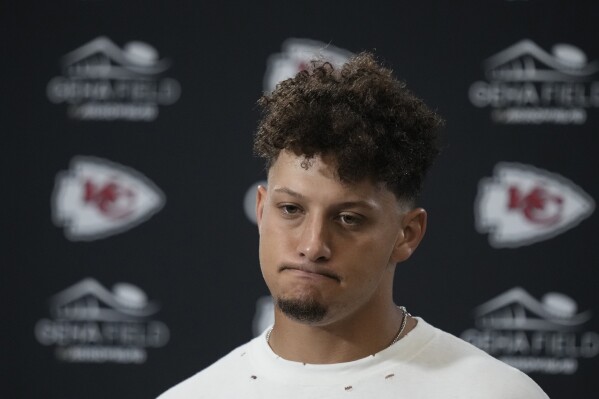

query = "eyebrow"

[273,187,305,199]
[272,187,377,210]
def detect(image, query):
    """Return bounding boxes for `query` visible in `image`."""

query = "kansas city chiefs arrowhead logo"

[475,163,594,248]
[52,156,165,241]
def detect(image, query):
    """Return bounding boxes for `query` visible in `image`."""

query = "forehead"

[268,151,398,204]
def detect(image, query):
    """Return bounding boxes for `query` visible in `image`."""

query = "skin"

[255,150,427,364]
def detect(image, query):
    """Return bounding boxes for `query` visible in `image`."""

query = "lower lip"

[284,268,338,282]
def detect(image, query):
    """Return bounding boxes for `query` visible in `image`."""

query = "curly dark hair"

[254,52,443,204]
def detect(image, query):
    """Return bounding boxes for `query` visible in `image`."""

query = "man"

[159,53,548,398]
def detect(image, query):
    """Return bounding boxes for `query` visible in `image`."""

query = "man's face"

[256,150,412,326]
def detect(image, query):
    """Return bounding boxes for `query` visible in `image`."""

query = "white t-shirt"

[158,318,549,398]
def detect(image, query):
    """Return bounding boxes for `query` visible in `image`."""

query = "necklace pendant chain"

[390,305,410,346]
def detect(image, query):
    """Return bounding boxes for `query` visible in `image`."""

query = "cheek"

[345,238,396,279]
[372,229,400,263]
[260,210,298,249]
[259,235,277,269]
[259,220,289,268]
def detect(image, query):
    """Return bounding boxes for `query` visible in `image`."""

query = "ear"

[255,185,267,229]
[391,208,427,264]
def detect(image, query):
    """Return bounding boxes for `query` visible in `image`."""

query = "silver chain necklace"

[265,305,410,348]
[389,305,410,346]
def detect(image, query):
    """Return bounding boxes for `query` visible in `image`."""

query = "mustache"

[280,264,341,281]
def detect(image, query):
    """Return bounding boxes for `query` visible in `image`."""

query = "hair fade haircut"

[254,52,444,204]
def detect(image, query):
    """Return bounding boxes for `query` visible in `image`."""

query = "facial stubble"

[276,296,328,323]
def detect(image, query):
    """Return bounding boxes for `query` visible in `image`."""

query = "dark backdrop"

[3,1,598,398]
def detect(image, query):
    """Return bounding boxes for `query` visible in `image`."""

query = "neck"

[267,300,415,364]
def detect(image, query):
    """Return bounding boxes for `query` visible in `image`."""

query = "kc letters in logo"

[47,36,181,121]
[475,163,594,248]
[469,39,599,124]
[52,156,165,241]
[263,38,352,93]
[35,278,170,364]
[461,287,598,374]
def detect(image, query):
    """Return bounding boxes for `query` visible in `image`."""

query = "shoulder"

[407,319,549,398]
[157,341,253,399]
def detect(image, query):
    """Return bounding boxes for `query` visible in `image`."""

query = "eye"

[338,213,363,226]
[279,204,302,216]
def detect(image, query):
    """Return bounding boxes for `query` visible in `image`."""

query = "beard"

[276,296,327,323]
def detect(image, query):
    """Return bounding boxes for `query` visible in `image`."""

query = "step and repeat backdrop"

[3,1,598,398]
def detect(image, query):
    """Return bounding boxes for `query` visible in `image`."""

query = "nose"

[297,215,332,262]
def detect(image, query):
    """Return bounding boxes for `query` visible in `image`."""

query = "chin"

[276,296,328,323]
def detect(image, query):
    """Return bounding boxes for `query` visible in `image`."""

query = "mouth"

[280,265,341,282]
